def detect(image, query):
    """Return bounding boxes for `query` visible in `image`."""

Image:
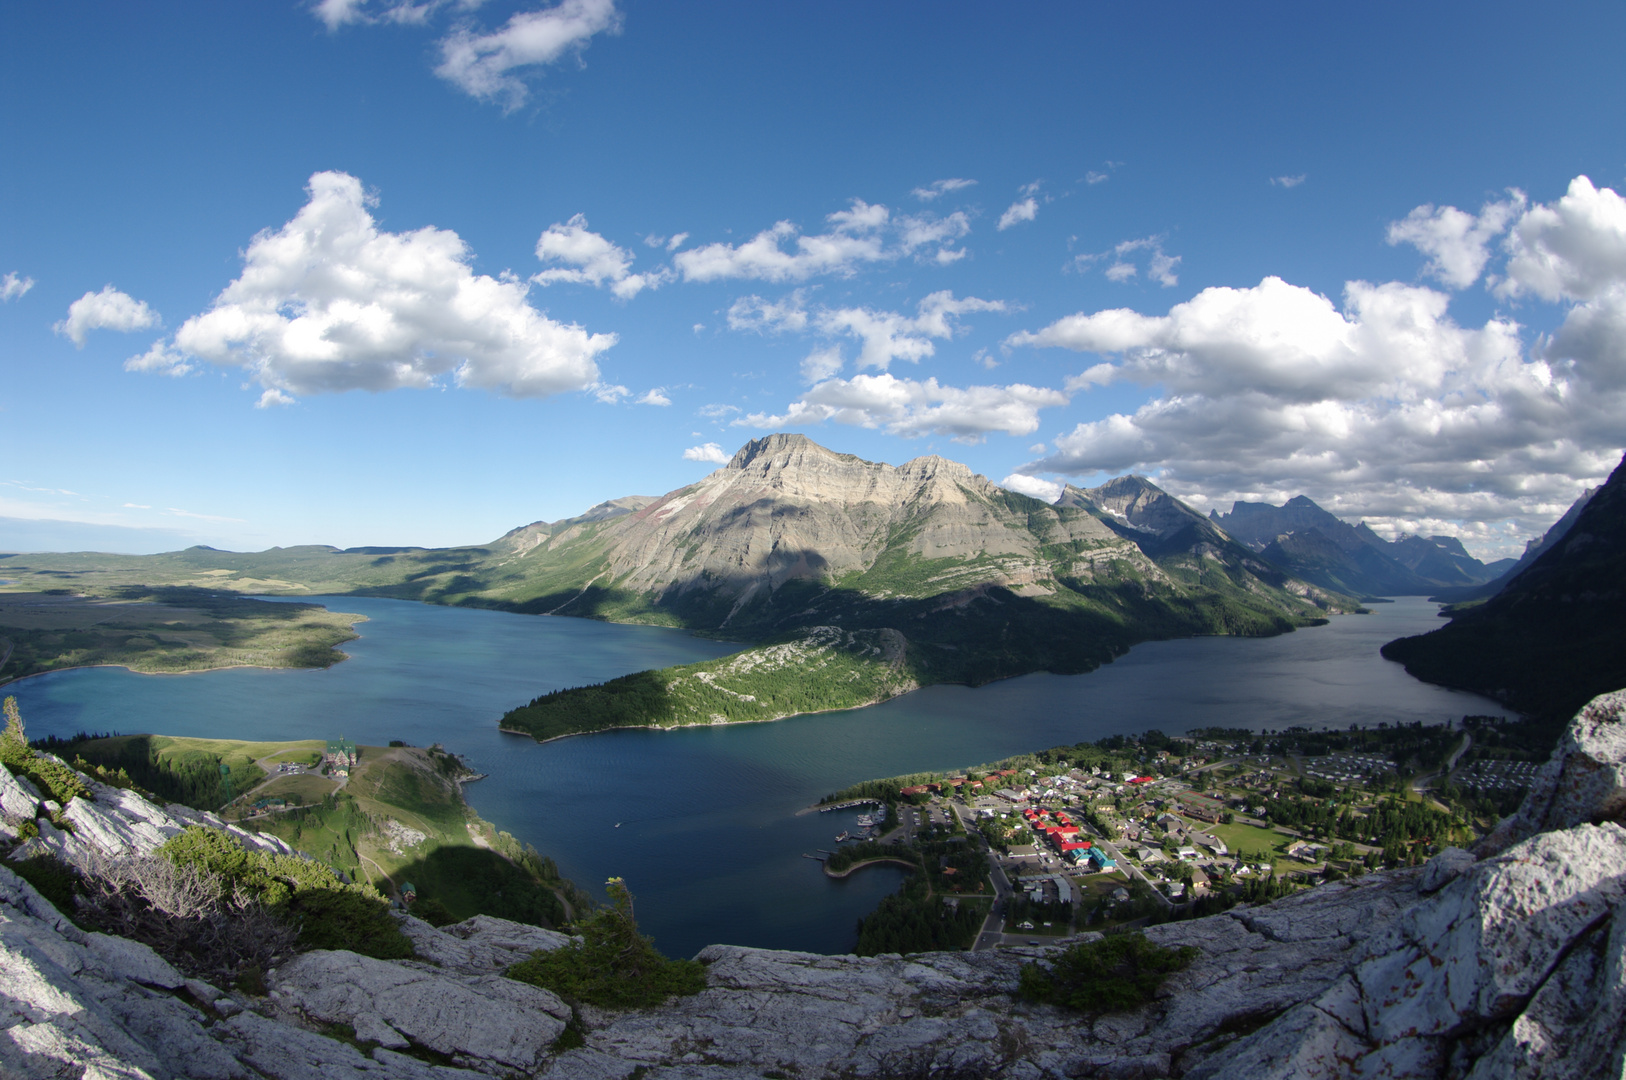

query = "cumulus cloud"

[636,387,671,406]
[130,171,613,404]
[533,213,667,299]
[1501,176,1626,396]
[683,442,730,464]
[997,197,1039,231]
[54,286,160,347]
[1004,176,1626,547]
[674,200,969,282]
[817,290,1007,371]
[1,272,34,301]
[736,372,1067,443]
[1000,473,1063,502]
[1387,191,1525,289]
[1270,174,1307,188]
[911,178,976,201]
[435,0,621,108]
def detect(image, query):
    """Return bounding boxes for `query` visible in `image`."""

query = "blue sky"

[3,2,1624,558]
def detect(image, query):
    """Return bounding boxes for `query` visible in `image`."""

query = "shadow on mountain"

[388,844,565,928]
[1383,452,1626,724]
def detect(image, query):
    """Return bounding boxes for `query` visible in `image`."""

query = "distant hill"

[1382,452,1626,721]
[3,434,1355,715]
[1210,495,1504,597]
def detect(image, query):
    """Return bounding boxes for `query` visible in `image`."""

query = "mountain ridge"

[1210,494,1504,597]
[1382,450,1626,722]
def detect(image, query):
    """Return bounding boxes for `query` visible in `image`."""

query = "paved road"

[1413,732,1473,795]
[949,800,1017,952]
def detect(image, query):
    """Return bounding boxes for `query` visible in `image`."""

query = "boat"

[835,831,851,842]
[856,814,874,827]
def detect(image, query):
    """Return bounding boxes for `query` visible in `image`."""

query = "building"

[324,738,359,769]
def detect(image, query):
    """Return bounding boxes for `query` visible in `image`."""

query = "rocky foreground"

[5,694,1626,1079]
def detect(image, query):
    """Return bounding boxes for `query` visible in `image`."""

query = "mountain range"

[477,433,1352,688]
[9,432,1609,735]
[1210,496,1516,598]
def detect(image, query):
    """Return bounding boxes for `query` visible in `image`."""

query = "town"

[813,714,1545,953]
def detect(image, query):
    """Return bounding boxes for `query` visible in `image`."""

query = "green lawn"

[1197,819,1293,861]
[254,773,337,804]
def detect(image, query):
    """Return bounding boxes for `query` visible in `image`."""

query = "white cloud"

[1500,175,1626,303]
[1005,177,1626,543]
[897,210,971,262]
[435,0,621,108]
[533,213,667,299]
[256,388,296,408]
[736,372,1067,443]
[1080,236,1181,287]
[1500,176,1626,395]
[124,340,193,377]
[313,0,372,30]
[1112,236,1181,287]
[590,382,629,403]
[911,178,976,201]
[816,290,1007,371]
[54,285,160,347]
[1270,174,1307,188]
[799,346,844,383]
[133,171,614,404]
[1000,474,1063,503]
[1085,171,1109,185]
[683,442,730,464]
[666,232,688,251]
[1386,191,1525,289]
[697,403,739,420]
[727,291,808,333]
[636,387,671,406]
[675,201,973,283]
[1,272,34,302]
[997,197,1038,231]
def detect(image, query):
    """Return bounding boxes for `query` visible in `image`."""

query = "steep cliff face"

[6,691,1626,1079]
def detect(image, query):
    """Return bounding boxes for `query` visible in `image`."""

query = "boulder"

[272,949,570,1070]
[1479,689,1626,855]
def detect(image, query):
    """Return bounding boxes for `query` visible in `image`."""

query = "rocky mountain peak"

[727,432,852,472]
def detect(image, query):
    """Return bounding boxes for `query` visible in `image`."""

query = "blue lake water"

[7,596,1510,958]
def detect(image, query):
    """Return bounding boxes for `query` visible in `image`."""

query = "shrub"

[506,878,705,1009]
[9,854,81,915]
[1017,932,1198,1014]
[157,826,412,960]
[1,697,89,806]
[76,851,299,982]
[412,897,457,927]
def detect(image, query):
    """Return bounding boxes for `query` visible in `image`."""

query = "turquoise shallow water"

[8,595,1509,958]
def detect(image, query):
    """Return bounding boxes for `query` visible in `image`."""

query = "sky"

[2,2,1624,559]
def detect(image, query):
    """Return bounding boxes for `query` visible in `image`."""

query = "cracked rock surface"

[4,691,1626,1077]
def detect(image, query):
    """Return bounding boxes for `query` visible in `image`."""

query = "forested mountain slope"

[1383,451,1626,722]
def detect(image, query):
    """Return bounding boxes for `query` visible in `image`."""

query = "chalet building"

[324,738,359,769]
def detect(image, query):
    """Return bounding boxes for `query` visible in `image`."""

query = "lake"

[6,596,1510,959]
